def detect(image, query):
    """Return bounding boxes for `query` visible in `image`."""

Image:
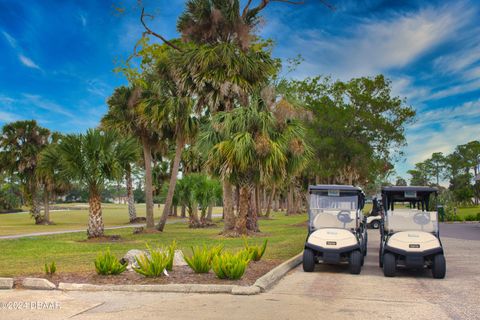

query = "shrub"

[166,240,177,271]
[94,249,127,275]
[465,214,477,221]
[44,261,56,276]
[476,212,480,221]
[133,245,170,277]
[244,238,268,261]
[184,244,223,273]
[212,250,250,280]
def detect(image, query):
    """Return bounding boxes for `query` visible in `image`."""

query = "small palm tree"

[50,129,135,238]
[0,120,51,224]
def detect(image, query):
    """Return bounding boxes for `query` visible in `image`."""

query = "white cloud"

[22,94,74,118]
[0,111,19,123]
[403,99,480,165]
[429,78,480,100]
[79,13,87,27]
[288,3,472,79]
[18,54,41,70]
[1,30,17,48]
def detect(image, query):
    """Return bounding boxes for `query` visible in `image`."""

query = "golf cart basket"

[308,185,366,234]
[381,186,439,235]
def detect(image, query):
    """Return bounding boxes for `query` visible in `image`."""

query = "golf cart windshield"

[382,187,439,234]
[385,209,438,233]
[309,193,358,229]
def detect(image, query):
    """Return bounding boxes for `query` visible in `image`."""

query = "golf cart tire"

[349,250,362,274]
[372,220,380,229]
[383,253,396,277]
[303,248,315,272]
[432,254,446,279]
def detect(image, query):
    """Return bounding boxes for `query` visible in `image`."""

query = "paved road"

[1,225,479,320]
[440,222,480,241]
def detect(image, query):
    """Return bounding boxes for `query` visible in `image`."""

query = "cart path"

[1,226,479,319]
[439,222,480,241]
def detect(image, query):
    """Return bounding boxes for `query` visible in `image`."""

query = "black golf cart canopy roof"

[382,186,437,200]
[309,185,363,193]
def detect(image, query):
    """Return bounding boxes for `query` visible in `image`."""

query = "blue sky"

[0,0,479,181]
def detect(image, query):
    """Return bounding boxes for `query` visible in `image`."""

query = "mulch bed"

[14,260,281,288]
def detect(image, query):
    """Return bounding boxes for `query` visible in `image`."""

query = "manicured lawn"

[456,206,480,219]
[0,203,223,236]
[0,212,307,276]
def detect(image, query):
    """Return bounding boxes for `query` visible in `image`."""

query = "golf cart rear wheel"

[303,249,315,272]
[349,250,362,274]
[372,220,380,229]
[383,253,396,277]
[432,254,446,279]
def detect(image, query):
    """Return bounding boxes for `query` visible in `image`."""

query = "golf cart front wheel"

[349,250,362,274]
[372,221,380,229]
[303,248,315,272]
[383,253,396,277]
[432,254,446,279]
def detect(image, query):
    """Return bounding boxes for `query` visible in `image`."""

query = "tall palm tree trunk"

[222,179,235,232]
[43,190,50,224]
[181,204,186,218]
[126,167,137,222]
[87,190,104,238]
[247,187,259,232]
[142,138,154,229]
[235,185,250,235]
[157,140,184,231]
[265,185,276,218]
[287,186,295,215]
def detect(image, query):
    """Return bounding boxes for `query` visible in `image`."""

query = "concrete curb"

[0,277,14,289]
[253,252,303,292]
[22,278,56,290]
[58,283,234,293]
[444,221,480,224]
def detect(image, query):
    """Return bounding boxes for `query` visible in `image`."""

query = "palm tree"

[202,97,309,234]
[115,136,141,222]
[0,120,51,224]
[48,129,135,238]
[101,86,160,229]
[37,133,71,224]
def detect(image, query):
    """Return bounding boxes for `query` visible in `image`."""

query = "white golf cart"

[303,185,367,274]
[366,196,383,229]
[379,186,446,278]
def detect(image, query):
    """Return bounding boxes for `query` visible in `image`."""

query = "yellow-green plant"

[166,240,177,271]
[94,249,127,275]
[133,245,170,277]
[44,261,56,276]
[244,238,268,261]
[212,250,250,280]
[184,244,223,273]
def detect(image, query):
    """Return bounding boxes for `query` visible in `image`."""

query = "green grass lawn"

[0,212,307,277]
[0,203,223,236]
[455,206,480,219]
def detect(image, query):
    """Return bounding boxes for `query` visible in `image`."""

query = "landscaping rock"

[0,277,13,289]
[22,278,56,290]
[121,249,148,271]
[173,250,187,266]
[121,249,187,271]
[231,285,261,295]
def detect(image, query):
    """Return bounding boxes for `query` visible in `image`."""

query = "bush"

[184,244,223,273]
[244,238,268,261]
[465,214,477,221]
[94,249,127,275]
[212,250,250,280]
[476,212,480,221]
[44,261,56,276]
[133,245,170,277]
[166,240,177,271]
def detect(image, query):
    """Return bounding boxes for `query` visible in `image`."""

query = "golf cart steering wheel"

[413,212,431,226]
[337,210,353,228]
